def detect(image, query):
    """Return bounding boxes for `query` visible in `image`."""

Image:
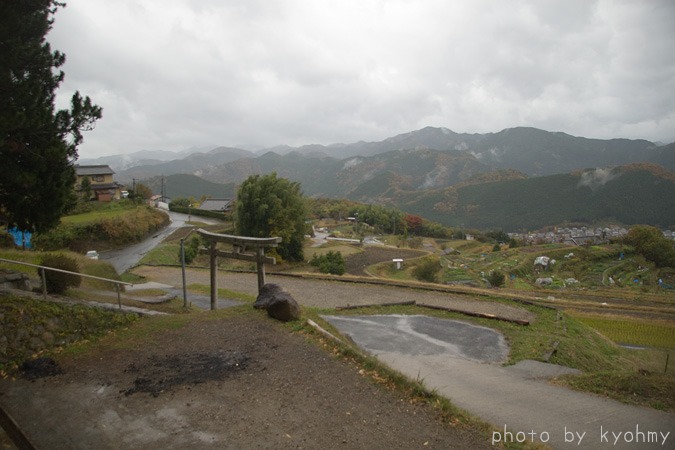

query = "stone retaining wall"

[0,293,138,369]
[0,269,34,292]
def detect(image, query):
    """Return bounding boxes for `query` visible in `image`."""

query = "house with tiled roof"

[75,165,124,202]
[199,198,233,213]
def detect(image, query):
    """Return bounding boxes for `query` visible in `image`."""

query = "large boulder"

[254,283,301,322]
[253,283,282,309]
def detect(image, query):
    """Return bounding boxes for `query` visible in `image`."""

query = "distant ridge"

[85,126,674,229]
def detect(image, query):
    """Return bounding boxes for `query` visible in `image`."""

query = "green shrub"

[181,235,202,265]
[32,224,82,251]
[486,270,506,288]
[310,251,345,275]
[0,231,15,248]
[41,254,82,294]
[412,257,439,283]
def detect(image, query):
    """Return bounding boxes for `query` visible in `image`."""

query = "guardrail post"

[210,241,217,310]
[180,238,188,308]
[666,352,670,374]
[115,283,121,309]
[40,268,47,300]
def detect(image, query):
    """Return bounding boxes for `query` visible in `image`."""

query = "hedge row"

[33,207,170,251]
[169,205,230,220]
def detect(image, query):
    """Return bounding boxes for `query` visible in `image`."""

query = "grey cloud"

[47,0,675,157]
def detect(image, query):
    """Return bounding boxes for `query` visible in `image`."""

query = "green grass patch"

[61,208,135,225]
[0,249,43,275]
[442,268,472,282]
[369,261,415,281]
[138,243,181,266]
[61,313,194,357]
[557,371,675,412]
[188,284,256,302]
[567,313,675,350]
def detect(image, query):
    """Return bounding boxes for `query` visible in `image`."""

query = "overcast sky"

[48,0,675,159]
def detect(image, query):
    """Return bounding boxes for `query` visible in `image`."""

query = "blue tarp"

[8,228,31,248]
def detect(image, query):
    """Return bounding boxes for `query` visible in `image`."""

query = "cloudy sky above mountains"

[48,0,675,158]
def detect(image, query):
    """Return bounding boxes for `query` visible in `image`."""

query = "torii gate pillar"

[197,229,282,310]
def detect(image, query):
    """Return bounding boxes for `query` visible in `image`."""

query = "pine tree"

[79,176,92,201]
[0,1,102,232]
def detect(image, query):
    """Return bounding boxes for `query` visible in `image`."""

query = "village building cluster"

[508,226,674,246]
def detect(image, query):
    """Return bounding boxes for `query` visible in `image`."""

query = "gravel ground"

[132,266,535,323]
[0,264,535,448]
[0,312,492,449]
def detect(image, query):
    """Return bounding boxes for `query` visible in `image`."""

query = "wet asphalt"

[324,314,675,450]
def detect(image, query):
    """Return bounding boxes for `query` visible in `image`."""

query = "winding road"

[99,210,221,273]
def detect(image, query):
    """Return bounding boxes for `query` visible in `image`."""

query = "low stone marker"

[254,283,301,322]
[535,277,553,286]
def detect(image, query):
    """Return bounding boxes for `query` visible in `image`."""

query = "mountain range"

[79,126,675,230]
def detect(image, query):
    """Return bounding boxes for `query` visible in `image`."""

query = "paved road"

[100,210,222,273]
[324,314,674,450]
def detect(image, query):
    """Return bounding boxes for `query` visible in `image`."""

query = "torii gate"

[196,228,282,310]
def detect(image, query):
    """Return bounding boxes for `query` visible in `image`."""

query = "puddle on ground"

[322,314,508,363]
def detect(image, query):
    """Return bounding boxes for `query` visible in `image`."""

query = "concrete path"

[324,315,674,450]
[131,267,674,449]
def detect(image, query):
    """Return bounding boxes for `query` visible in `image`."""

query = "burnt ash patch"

[20,357,63,380]
[124,351,249,397]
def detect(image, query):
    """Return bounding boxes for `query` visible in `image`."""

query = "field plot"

[569,313,675,350]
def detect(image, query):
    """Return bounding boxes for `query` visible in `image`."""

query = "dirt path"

[0,312,490,449]
[132,266,535,323]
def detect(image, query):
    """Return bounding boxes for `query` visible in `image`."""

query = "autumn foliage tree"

[404,214,424,234]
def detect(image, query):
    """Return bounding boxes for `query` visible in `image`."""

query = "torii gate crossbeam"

[196,228,282,310]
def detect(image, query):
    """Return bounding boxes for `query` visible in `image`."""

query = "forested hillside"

[401,164,675,230]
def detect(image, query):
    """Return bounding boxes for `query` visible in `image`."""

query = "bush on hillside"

[486,270,506,288]
[41,254,81,294]
[624,225,675,268]
[0,231,15,248]
[32,224,80,251]
[310,251,345,275]
[180,235,202,265]
[33,207,169,251]
[412,257,439,283]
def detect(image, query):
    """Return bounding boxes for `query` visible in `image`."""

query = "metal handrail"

[0,257,133,309]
